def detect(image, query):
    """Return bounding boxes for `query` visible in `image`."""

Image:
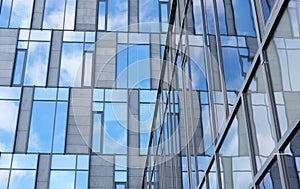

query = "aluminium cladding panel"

[129,0,138,32]
[66,88,92,154]
[31,0,45,29]
[36,154,51,189]
[128,89,139,155]
[14,87,34,153]
[94,32,116,88]
[89,155,114,188]
[47,30,63,87]
[0,29,18,85]
[75,0,98,30]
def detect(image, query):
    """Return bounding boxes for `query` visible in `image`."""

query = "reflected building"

[0,0,299,189]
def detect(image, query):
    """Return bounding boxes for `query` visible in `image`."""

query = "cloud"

[0,101,19,133]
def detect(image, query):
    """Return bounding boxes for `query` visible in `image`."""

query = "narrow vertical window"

[83,52,93,86]
[160,3,168,32]
[64,0,76,29]
[92,113,102,152]
[13,51,26,85]
[9,0,34,28]
[98,0,106,30]
[107,0,128,31]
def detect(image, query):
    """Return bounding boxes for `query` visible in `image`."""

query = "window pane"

[24,42,50,86]
[92,113,102,152]
[77,155,89,170]
[9,0,34,28]
[43,0,65,29]
[34,88,57,100]
[13,51,26,85]
[64,0,76,29]
[9,170,36,189]
[49,171,75,189]
[0,0,12,27]
[76,171,88,189]
[262,0,275,22]
[266,3,300,137]
[52,102,68,153]
[28,102,55,152]
[0,101,19,152]
[103,103,127,154]
[0,170,9,189]
[0,154,12,168]
[107,0,128,31]
[219,107,252,188]
[12,154,37,169]
[98,1,106,30]
[116,44,128,88]
[83,52,93,86]
[115,171,127,182]
[51,155,76,169]
[246,66,276,170]
[139,0,159,32]
[259,161,281,189]
[59,43,83,86]
[128,45,150,89]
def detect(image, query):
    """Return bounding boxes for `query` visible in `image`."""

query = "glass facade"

[0,0,299,189]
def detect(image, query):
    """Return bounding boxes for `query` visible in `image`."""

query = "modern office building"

[0,0,299,188]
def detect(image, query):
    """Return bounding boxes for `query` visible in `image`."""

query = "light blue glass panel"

[140,103,155,154]
[216,0,227,34]
[0,170,9,189]
[232,0,256,36]
[24,42,50,86]
[64,0,76,29]
[58,88,69,101]
[77,155,89,170]
[34,88,57,100]
[51,155,76,169]
[115,171,127,182]
[0,87,21,99]
[9,0,34,28]
[192,0,203,34]
[128,45,150,89]
[160,3,168,32]
[9,171,35,189]
[0,154,12,168]
[0,0,12,27]
[76,171,88,189]
[189,47,207,90]
[49,171,75,189]
[107,0,128,31]
[92,113,102,152]
[98,1,106,30]
[28,102,55,152]
[13,51,26,85]
[139,0,159,32]
[105,89,128,102]
[103,103,127,154]
[43,0,65,29]
[0,101,19,152]
[117,44,128,88]
[12,154,37,169]
[59,43,83,87]
[93,89,104,101]
[52,102,68,153]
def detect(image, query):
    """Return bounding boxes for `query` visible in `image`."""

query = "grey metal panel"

[14,87,34,153]
[47,30,63,87]
[66,88,92,154]
[75,0,97,30]
[31,0,45,29]
[129,0,138,32]
[89,155,114,189]
[94,32,116,88]
[36,154,51,189]
[0,29,18,85]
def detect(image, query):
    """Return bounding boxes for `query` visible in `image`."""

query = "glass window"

[283,129,300,186]
[160,3,169,32]
[219,107,252,188]
[192,0,203,34]
[246,66,276,170]
[98,0,106,30]
[13,51,26,85]
[139,0,159,32]
[266,2,300,137]
[49,171,75,189]
[9,170,36,189]
[83,52,93,86]
[0,87,21,152]
[0,0,12,27]
[28,88,68,153]
[92,113,102,152]
[107,0,128,31]
[9,0,34,28]
[103,102,127,154]
[259,160,281,189]
[59,43,83,87]
[23,42,50,86]
[262,0,276,22]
